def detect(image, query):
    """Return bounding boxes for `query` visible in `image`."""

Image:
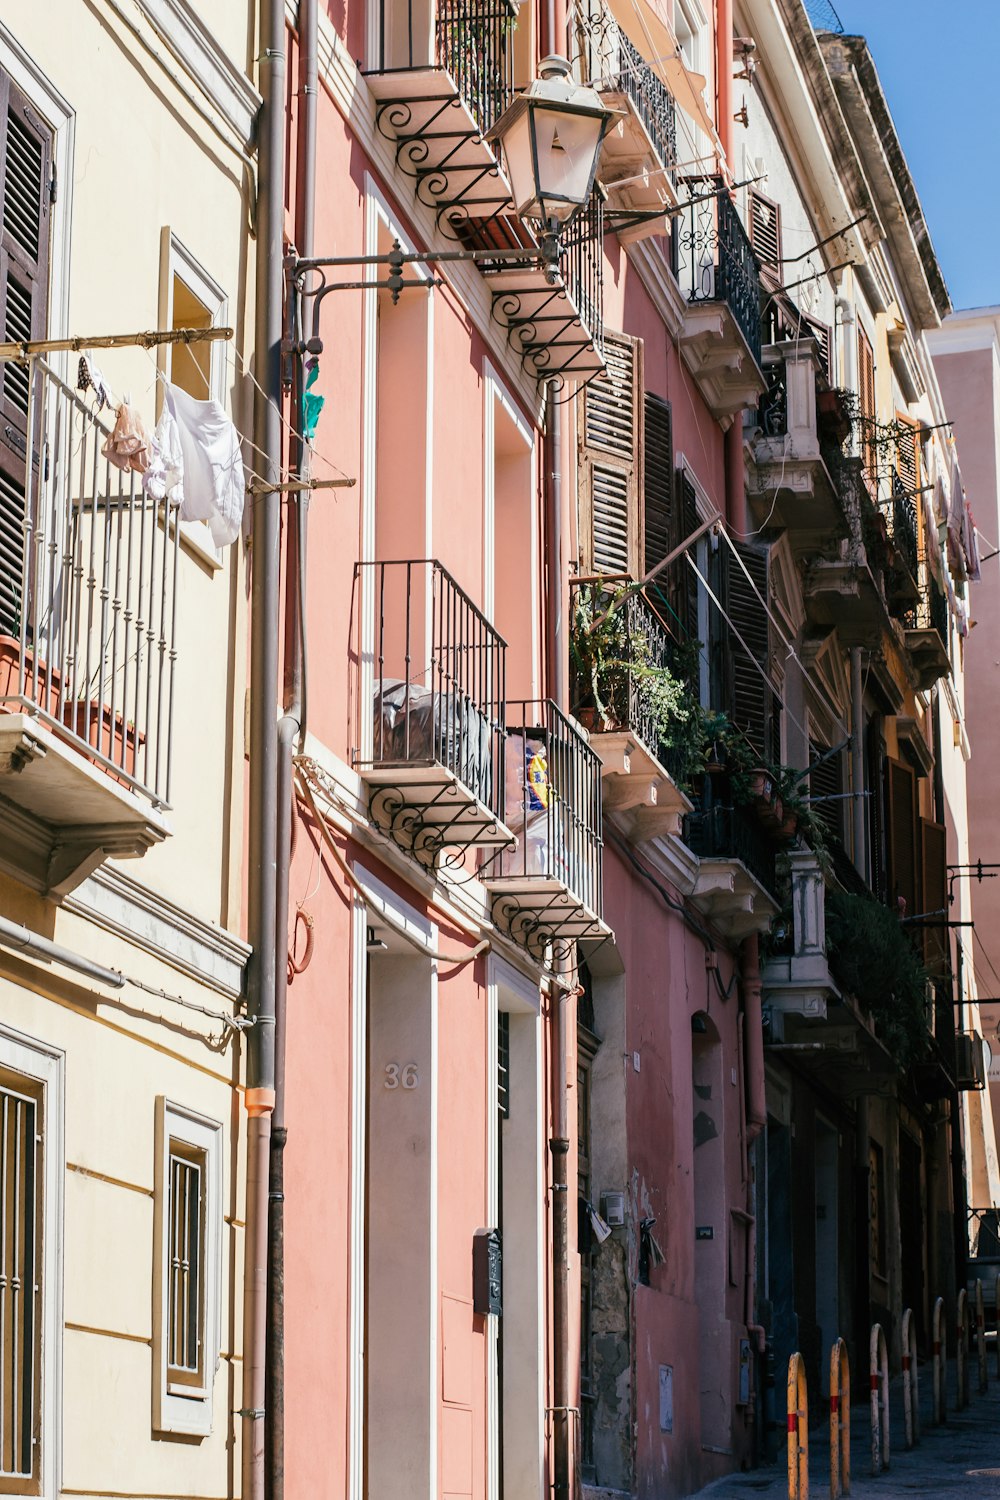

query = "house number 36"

[384,1062,420,1090]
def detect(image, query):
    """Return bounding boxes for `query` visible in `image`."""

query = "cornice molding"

[136,0,261,144]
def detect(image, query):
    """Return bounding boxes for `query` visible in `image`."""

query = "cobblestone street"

[695,1362,1000,1498]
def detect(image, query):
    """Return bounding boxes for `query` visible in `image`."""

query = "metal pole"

[244,3,284,1499]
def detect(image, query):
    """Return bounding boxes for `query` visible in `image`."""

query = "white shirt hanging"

[162,381,246,547]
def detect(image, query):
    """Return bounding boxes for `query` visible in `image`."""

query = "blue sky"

[830,1,994,312]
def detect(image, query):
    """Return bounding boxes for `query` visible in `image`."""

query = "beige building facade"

[0,4,256,1497]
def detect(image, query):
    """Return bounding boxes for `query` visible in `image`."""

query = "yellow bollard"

[901,1307,920,1448]
[787,1351,809,1499]
[829,1338,851,1498]
[976,1279,988,1395]
[869,1323,889,1475]
[957,1287,970,1409]
[932,1296,947,1425]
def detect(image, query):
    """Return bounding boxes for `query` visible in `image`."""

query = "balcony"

[484,189,606,382]
[681,801,779,939]
[482,698,610,962]
[355,560,514,868]
[569,579,692,841]
[0,360,173,896]
[749,339,846,540]
[883,473,919,606]
[675,180,767,422]
[572,3,679,240]
[903,568,951,690]
[762,849,841,1034]
[801,455,890,646]
[364,0,518,235]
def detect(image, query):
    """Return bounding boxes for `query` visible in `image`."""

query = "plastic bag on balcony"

[372,679,492,804]
[102,401,152,475]
[499,733,552,879]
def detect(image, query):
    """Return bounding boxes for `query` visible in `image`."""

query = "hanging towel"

[164,382,245,546]
[143,405,185,507]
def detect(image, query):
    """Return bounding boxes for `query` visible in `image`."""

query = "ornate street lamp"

[488,55,617,266]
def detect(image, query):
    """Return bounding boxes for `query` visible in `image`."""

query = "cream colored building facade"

[0,4,256,1497]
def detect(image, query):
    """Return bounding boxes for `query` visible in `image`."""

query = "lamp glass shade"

[501,100,606,225]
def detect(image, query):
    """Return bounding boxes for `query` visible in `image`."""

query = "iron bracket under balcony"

[482,701,612,964]
[0,713,169,898]
[750,340,847,540]
[356,561,515,871]
[364,0,518,238]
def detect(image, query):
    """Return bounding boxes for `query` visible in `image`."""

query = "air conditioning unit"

[955,1032,988,1092]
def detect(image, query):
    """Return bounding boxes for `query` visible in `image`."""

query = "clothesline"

[0,325,233,361]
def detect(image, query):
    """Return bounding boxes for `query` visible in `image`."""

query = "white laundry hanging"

[148,381,246,546]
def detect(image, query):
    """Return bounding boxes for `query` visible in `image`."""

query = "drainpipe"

[544,374,572,1499]
[266,5,317,1500]
[836,297,856,416]
[244,4,284,1499]
[850,647,866,882]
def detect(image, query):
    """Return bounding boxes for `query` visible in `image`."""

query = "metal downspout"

[268,6,317,1500]
[244,4,284,1498]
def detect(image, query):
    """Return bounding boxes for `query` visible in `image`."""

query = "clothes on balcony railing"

[142,383,246,547]
[372,678,493,804]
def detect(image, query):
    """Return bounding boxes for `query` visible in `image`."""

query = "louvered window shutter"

[919,817,947,976]
[722,540,771,759]
[857,327,877,491]
[809,741,844,844]
[749,190,781,277]
[0,73,51,636]
[578,331,643,577]
[896,416,922,492]
[672,467,699,644]
[643,392,672,577]
[886,757,918,917]
[807,319,832,381]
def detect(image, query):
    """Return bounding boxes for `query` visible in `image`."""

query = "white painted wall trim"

[347,890,368,1500]
[0,1023,64,1500]
[64,866,250,999]
[135,0,261,143]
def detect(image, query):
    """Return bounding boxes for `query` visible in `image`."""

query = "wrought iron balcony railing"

[884,473,919,584]
[489,697,604,920]
[682,803,777,898]
[611,33,678,177]
[559,189,606,365]
[372,0,518,138]
[675,179,762,368]
[357,559,509,860]
[903,572,949,640]
[570,579,682,770]
[0,359,178,808]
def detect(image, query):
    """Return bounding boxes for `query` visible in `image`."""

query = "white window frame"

[674,0,708,78]
[153,1097,223,1437]
[157,229,230,570]
[0,1024,64,1500]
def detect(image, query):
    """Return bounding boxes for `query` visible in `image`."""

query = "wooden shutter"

[886,757,918,917]
[867,716,887,902]
[672,466,700,646]
[722,540,771,759]
[806,318,832,380]
[643,392,672,578]
[0,74,51,636]
[919,817,947,976]
[896,415,922,492]
[749,190,781,278]
[809,741,844,844]
[857,326,877,492]
[578,331,643,577]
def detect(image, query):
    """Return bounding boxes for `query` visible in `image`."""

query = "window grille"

[0,1078,42,1489]
[167,1142,205,1391]
[497,1011,510,1121]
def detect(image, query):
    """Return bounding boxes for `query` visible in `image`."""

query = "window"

[153,1099,222,1436]
[157,232,229,567]
[0,69,53,637]
[0,1075,42,1491]
[577,330,644,577]
[0,1028,62,1500]
[857,325,877,491]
